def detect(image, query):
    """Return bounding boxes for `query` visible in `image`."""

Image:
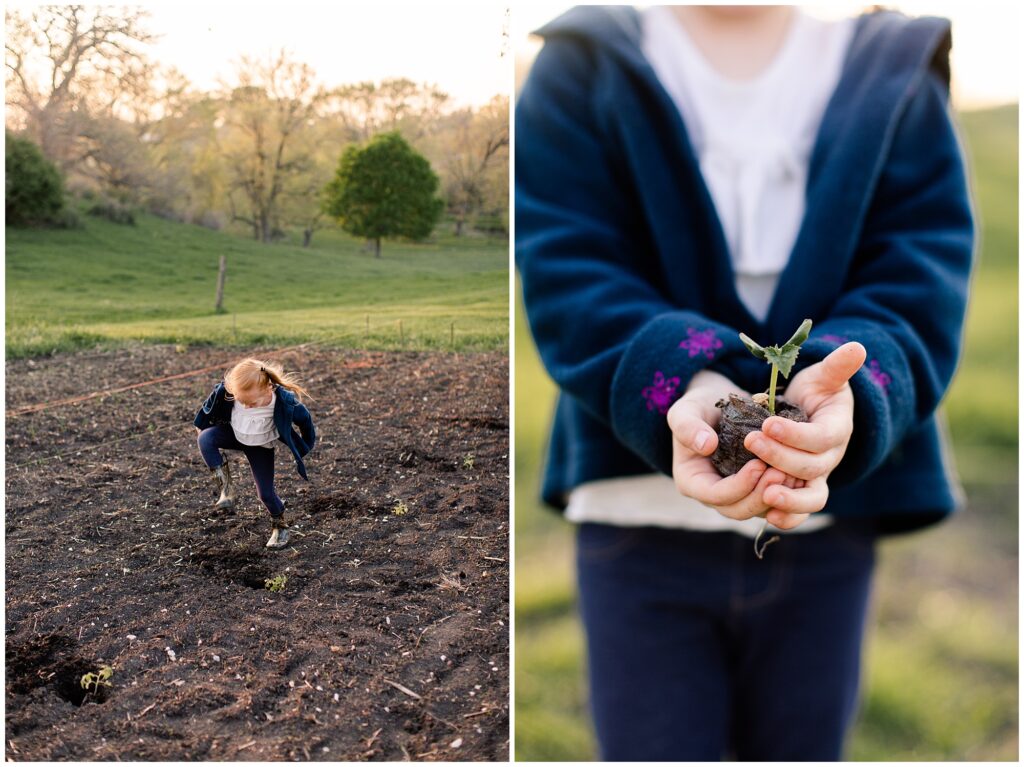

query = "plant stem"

[768,364,779,415]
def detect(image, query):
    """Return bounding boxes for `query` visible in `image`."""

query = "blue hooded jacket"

[516,7,975,534]
[194,382,317,480]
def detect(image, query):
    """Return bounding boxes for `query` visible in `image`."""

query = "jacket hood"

[535,6,952,90]
[273,384,298,410]
[216,380,298,411]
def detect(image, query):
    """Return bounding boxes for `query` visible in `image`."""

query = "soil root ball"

[711,393,806,477]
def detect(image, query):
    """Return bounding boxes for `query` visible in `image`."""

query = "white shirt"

[230,390,280,448]
[566,8,854,536]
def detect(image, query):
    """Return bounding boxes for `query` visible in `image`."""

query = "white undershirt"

[566,8,854,535]
[231,390,280,448]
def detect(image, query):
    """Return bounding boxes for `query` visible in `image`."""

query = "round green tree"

[323,132,443,258]
[6,132,64,226]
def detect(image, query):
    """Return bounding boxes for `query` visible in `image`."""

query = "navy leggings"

[576,520,877,761]
[197,424,284,517]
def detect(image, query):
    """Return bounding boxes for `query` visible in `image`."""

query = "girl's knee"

[259,494,284,515]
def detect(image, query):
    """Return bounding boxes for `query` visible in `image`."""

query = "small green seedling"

[462,453,475,470]
[392,500,409,516]
[265,574,287,592]
[80,665,114,695]
[739,319,812,415]
[735,319,813,560]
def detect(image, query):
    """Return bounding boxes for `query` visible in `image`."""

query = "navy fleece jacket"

[194,383,317,480]
[516,7,975,534]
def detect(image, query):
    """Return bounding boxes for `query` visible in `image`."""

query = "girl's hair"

[223,358,311,402]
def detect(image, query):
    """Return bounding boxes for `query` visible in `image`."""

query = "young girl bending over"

[194,358,316,549]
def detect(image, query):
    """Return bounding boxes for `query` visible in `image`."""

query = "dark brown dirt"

[711,393,806,477]
[5,344,509,761]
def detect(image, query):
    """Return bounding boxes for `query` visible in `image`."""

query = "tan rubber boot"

[265,516,290,549]
[210,459,235,510]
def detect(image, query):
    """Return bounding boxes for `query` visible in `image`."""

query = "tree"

[440,96,509,236]
[277,115,348,247]
[5,5,155,171]
[6,132,65,226]
[323,132,443,258]
[222,51,325,243]
[325,78,449,143]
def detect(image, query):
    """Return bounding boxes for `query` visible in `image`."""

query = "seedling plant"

[80,665,114,698]
[264,575,287,592]
[714,320,813,558]
[739,319,812,416]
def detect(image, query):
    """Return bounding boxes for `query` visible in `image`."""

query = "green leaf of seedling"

[762,345,801,379]
[783,319,813,349]
[739,333,767,360]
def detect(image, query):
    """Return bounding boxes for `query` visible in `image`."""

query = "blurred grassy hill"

[5,215,508,357]
[515,104,1018,760]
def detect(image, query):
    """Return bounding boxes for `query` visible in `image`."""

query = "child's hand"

[742,342,867,515]
[668,370,805,525]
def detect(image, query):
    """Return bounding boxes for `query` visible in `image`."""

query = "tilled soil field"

[5,344,509,761]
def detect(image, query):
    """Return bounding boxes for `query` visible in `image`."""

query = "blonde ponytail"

[224,358,312,402]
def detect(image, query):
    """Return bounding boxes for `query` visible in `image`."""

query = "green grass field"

[515,104,1019,760]
[5,217,508,357]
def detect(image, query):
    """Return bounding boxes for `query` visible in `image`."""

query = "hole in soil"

[189,547,271,590]
[306,491,358,517]
[390,578,434,596]
[5,632,74,694]
[391,447,457,472]
[240,573,270,589]
[453,415,507,431]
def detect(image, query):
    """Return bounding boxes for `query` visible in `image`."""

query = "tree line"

[5,6,509,245]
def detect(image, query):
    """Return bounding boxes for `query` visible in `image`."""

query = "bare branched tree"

[5,5,155,170]
[443,96,509,235]
[222,51,326,243]
[325,78,450,143]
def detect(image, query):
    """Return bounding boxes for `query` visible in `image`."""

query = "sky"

[7,3,1014,110]
[140,1,510,107]
[514,3,1020,110]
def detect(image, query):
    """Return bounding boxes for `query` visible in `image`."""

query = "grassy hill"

[5,216,508,357]
[515,104,1018,760]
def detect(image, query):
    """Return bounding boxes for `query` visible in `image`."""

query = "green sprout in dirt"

[80,665,114,694]
[264,574,288,592]
[739,319,812,415]
[392,500,409,516]
[462,452,475,470]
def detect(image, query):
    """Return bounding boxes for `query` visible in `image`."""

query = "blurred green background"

[515,105,1018,760]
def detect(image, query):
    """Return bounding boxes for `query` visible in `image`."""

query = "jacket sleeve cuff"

[609,312,748,474]
[795,326,915,486]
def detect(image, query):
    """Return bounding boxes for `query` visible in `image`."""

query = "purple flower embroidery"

[642,371,680,415]
[678,328,723,360]
[868,359,891,391]
[820,334,849,345]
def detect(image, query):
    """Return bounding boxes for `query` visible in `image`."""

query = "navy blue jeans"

[197,424,284,517]
[576,520,877,761]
